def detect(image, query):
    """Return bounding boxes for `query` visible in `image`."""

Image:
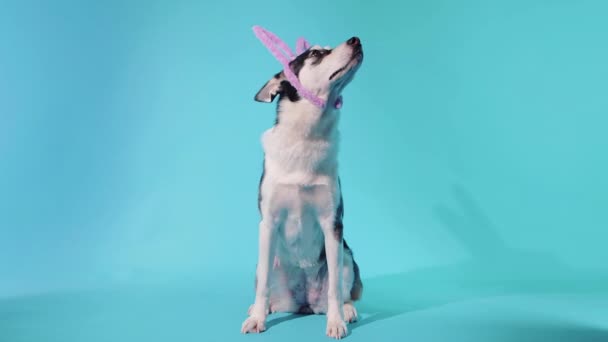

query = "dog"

[241,36,364,339]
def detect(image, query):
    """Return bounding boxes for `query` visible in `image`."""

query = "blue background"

[1,0,607,341]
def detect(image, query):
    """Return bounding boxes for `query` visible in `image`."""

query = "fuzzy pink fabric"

[296,37,310,55]
[253,26,342,109]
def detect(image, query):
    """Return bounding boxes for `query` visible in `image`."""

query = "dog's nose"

[347,37,360,46]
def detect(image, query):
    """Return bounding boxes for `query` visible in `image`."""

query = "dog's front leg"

[322,217,347,339]
[241,219,277,334]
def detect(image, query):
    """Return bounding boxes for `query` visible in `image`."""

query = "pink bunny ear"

[296,37,311,55]
[253,25,296,61]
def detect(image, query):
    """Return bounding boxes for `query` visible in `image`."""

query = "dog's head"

[255,36,363,106]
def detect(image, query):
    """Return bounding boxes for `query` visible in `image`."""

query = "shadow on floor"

[351,184,608,333]
[266,313,307,329]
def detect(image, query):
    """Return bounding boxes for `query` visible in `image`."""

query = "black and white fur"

[242,37,364,339]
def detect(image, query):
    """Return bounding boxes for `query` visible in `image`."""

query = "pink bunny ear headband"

[252,25,343,110]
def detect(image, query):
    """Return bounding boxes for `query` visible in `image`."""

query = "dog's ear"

[254,72,284,103]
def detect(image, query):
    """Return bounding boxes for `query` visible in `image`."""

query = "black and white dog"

[241,36,364,339]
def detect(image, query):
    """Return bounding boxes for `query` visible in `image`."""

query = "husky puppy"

[242,36,364,339]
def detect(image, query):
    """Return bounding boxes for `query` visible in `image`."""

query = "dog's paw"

[343,302,358,323]
[326,317,348,339]
[241,315,267,334]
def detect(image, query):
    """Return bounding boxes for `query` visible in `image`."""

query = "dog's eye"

[310,50,321,58]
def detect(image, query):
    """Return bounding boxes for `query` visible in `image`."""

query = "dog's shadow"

[349,184,608,333]
[266,313,308,329]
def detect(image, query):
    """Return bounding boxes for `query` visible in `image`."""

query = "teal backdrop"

[1,0,607,341]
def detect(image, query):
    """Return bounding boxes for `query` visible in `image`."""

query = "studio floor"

[2,275,607,342]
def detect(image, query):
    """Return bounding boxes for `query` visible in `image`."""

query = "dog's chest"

[278,204,324,268]
[260,122,340,268]
[270,184,333,268]
[261,128,339,177]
